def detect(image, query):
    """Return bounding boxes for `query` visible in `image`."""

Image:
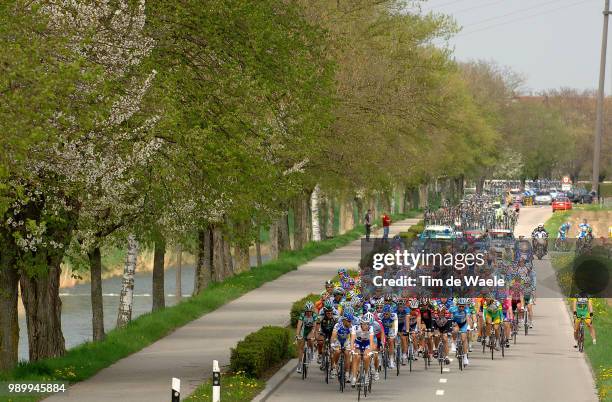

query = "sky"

[413,0,609,93]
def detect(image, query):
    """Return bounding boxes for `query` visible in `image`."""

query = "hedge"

[229,326,293,379]
[290,294,320,328]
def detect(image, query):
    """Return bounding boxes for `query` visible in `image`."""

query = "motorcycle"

[534,237,547,260]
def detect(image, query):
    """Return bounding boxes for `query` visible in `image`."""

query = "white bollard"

[212,360,221,402]
[171,377,180,402]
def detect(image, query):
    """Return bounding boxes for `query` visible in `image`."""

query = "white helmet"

[409,299,419,309]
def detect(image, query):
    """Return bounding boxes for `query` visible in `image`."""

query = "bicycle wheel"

[501,333,505,358]
[490,335,494,360]
[408,343,414,373]
[338,354,345,393]
[578,324,585,353]
[395,344,400,376]
[524,311,529,336]
[383,348,387,380]
[302,348,308,380]
[324,350,329,384]
[457,343,463,371]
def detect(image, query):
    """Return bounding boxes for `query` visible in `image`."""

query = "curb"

[252,358,298,402]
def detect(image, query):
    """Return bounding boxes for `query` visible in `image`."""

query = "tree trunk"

[117,234,138,328]
[212,226,224,282]
[326,197,335,238]
[278,211,291,252]
[269,221,279,260]
[293,196,306,250]
[355,196,364,226]
[234,242,250,273]
[176,245,182,302]
[20,258,65,361]
[223,233,233,278]
[476,176,485,195]
[0,249,19,371]
[88,247,105,341]
[398,188,405,213]
[340,196,355,233]
[390,189,396,214]
[310,184,322,242]
[152,238,165,312]
[255,227,262,267]
[193,228,212,295]
[418,184,429,208]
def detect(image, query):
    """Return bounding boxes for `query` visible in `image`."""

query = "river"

[17,254,269,361]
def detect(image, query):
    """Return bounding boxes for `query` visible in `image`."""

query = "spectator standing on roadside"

[382,212,391,240]
[364,209,373,242]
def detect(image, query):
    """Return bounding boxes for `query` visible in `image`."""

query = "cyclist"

[531,223,549,255]
[351,314,375,387]
[558,222,571,241]
[450,298,470,366]
[419,297,435,360]
[316,301,338,365]
[483,295,502,350]
[296,301,319,373]
[330,311,353,381]
[578,219,592,239]
[331,287,345,313]
[572,296,596,347]
[407,299,421,361]
[432,305,452,364]
[379,304,398,369]
[395,299,409,364]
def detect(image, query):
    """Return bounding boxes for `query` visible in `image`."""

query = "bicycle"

[356,347,369,401]
[300,337,314,380]
[455,330,465,371]
[380,339,389,380]
[500,322,506,358]
[576,317,589,353]
[406,331,415,373]
[436,334,446,374]
[511,311,519,344]
[321,337,331,384]
[524,307,529,336]
[394,339,401,376]
[338,345,346,393]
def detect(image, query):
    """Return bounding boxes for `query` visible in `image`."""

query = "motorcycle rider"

[531,223,549,255]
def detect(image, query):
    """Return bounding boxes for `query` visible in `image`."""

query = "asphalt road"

[266,206,598,402]
[45,218,420,402]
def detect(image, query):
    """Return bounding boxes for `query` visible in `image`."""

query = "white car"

[534,191,553,205]
[549,188,559,199]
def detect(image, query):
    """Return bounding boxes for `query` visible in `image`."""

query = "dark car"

[569,187,593,204]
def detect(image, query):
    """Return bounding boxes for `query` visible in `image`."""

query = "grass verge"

[0,211,418,401]
[184,371,265,402]
[550,253,612,402]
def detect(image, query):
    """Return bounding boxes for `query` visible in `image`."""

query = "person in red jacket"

[382,212,391,240]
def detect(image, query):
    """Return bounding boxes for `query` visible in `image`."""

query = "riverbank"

[1,212,418,402]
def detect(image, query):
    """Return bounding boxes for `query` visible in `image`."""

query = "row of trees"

[0,0,605,370]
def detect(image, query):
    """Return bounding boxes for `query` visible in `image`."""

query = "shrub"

[290,293,319,328]
[229,326,292,379]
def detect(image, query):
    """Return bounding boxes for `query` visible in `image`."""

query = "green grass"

[550,253,612,402]
[184,371,264,402]
[0,211,418,402]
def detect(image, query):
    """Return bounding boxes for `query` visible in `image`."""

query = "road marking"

[436,390,445,396]
[439,378,447,383]
[442,367,450,372]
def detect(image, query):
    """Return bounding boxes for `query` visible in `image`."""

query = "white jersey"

[352,325,374,342]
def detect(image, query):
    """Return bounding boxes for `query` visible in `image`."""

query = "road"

[266,206,598,402]
[46,218,420,402]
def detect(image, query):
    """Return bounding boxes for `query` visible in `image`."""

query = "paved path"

[47,218,420,401]
[266,206,598,402]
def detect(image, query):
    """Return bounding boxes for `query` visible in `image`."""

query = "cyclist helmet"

[363,312,375,324]
[343,306,354,316]
[420,297,430,306]
[338,268,348,277]
[384,293,394,302]
[362,302,371,313]
[333,287,345,296]
[457,298,468,306]
[320,290,328,298]
[409,299,419,309]
[537,223,544,229]
[343,311,354,322]
[304,301,315,312]
[382,304,392,314]
[397,298,406,306]
[325,280,333,288]
[375,299,384,307]
[323,300,334,312]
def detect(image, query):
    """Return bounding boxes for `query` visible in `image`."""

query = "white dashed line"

[442,367,450,372]
[436,390,445,396]
[439,378,447,383]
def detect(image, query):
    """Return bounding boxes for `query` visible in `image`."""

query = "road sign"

[562,176,571,184]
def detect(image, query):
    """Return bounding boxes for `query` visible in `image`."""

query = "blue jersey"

[449,305,469,325]
[333,322,352,343]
